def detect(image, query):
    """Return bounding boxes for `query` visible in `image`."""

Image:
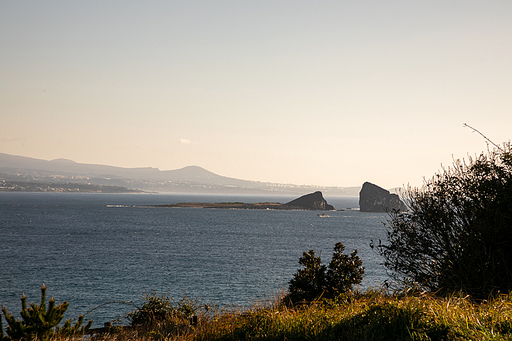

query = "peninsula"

[147,191,336,211]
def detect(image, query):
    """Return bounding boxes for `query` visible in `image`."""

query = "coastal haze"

[0,152,360,195]
[1,2,511,190]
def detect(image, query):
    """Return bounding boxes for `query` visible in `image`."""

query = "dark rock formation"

[359,182,407,212]
[283,191,335,211]
[151,191,335,211]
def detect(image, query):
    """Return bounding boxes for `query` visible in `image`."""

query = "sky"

[1,1,511,189]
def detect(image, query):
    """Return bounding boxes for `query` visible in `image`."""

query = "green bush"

[127,292,200,327]
[0,285,91,341]
[286,242,364,303]
[377,142,512,298]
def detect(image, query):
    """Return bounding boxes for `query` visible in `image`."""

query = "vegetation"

[0,285,91,341]
[10,290,512,341]
[125,292,204,338]
[202,291,512,341]
[285,242,364,303]
[376,142,512,298]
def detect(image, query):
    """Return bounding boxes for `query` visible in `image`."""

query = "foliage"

[0,285,91,341]
[56,289,512,340]
[326,242,365,297]
[156,290,512,341]
[287,249,327,302]
[127,292,200,327]
[124,293,209,340]
[285,242,364,303]
[377,142,512,298]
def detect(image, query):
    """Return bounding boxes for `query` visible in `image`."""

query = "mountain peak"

[166,165,221,180]
[179,165,209,172]
[50,158,77,164]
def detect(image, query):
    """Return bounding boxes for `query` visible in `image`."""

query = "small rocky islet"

[146,191,336,211]
[358,182,407,212]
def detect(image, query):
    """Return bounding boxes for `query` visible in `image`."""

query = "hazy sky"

[1,1,511,189]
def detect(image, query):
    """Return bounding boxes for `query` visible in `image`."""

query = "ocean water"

[0,192,389,327]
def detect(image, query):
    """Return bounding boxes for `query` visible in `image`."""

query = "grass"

[65,289,512,341]
[4,289,512,340]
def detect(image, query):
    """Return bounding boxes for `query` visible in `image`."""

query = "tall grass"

[39,290,512,341]
[198,290,512,341]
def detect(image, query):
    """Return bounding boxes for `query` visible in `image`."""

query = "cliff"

[359,182,407,212]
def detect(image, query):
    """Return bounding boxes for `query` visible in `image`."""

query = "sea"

[0,192,390,327]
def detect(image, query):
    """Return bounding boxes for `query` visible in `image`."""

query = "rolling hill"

[0,152,359,195]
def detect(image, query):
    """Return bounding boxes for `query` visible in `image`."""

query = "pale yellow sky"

[1,1,511,189]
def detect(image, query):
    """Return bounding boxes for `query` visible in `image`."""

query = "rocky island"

[359,182,407,212]
[148,191,335,211]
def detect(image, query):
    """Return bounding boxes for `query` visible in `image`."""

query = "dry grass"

[22,291,512,341]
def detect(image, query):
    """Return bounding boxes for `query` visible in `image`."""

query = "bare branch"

[463,123,502,150]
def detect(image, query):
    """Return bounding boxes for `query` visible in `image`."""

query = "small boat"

[317,213,330,217]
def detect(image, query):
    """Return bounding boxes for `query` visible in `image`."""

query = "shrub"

[286,242,364,303]
[127,292,200,327]
[0,285,91,341]
[377,142,512,298]
[326,242,365,297]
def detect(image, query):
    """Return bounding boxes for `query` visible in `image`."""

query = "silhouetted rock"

[283,191,335,211]
[359,182,406,212]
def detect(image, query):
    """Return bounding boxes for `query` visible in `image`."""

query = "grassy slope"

[85,290,512,341]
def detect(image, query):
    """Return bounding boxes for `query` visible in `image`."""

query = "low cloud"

[180,138,193,145]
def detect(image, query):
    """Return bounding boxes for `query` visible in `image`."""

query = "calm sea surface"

[0,192,389,327]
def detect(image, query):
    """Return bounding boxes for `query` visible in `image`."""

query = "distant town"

[0,175,358,195]
[0,179,145,193]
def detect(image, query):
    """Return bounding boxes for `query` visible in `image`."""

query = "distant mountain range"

[0,153,360,195]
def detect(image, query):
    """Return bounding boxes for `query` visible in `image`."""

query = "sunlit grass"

[42,290,512,340]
